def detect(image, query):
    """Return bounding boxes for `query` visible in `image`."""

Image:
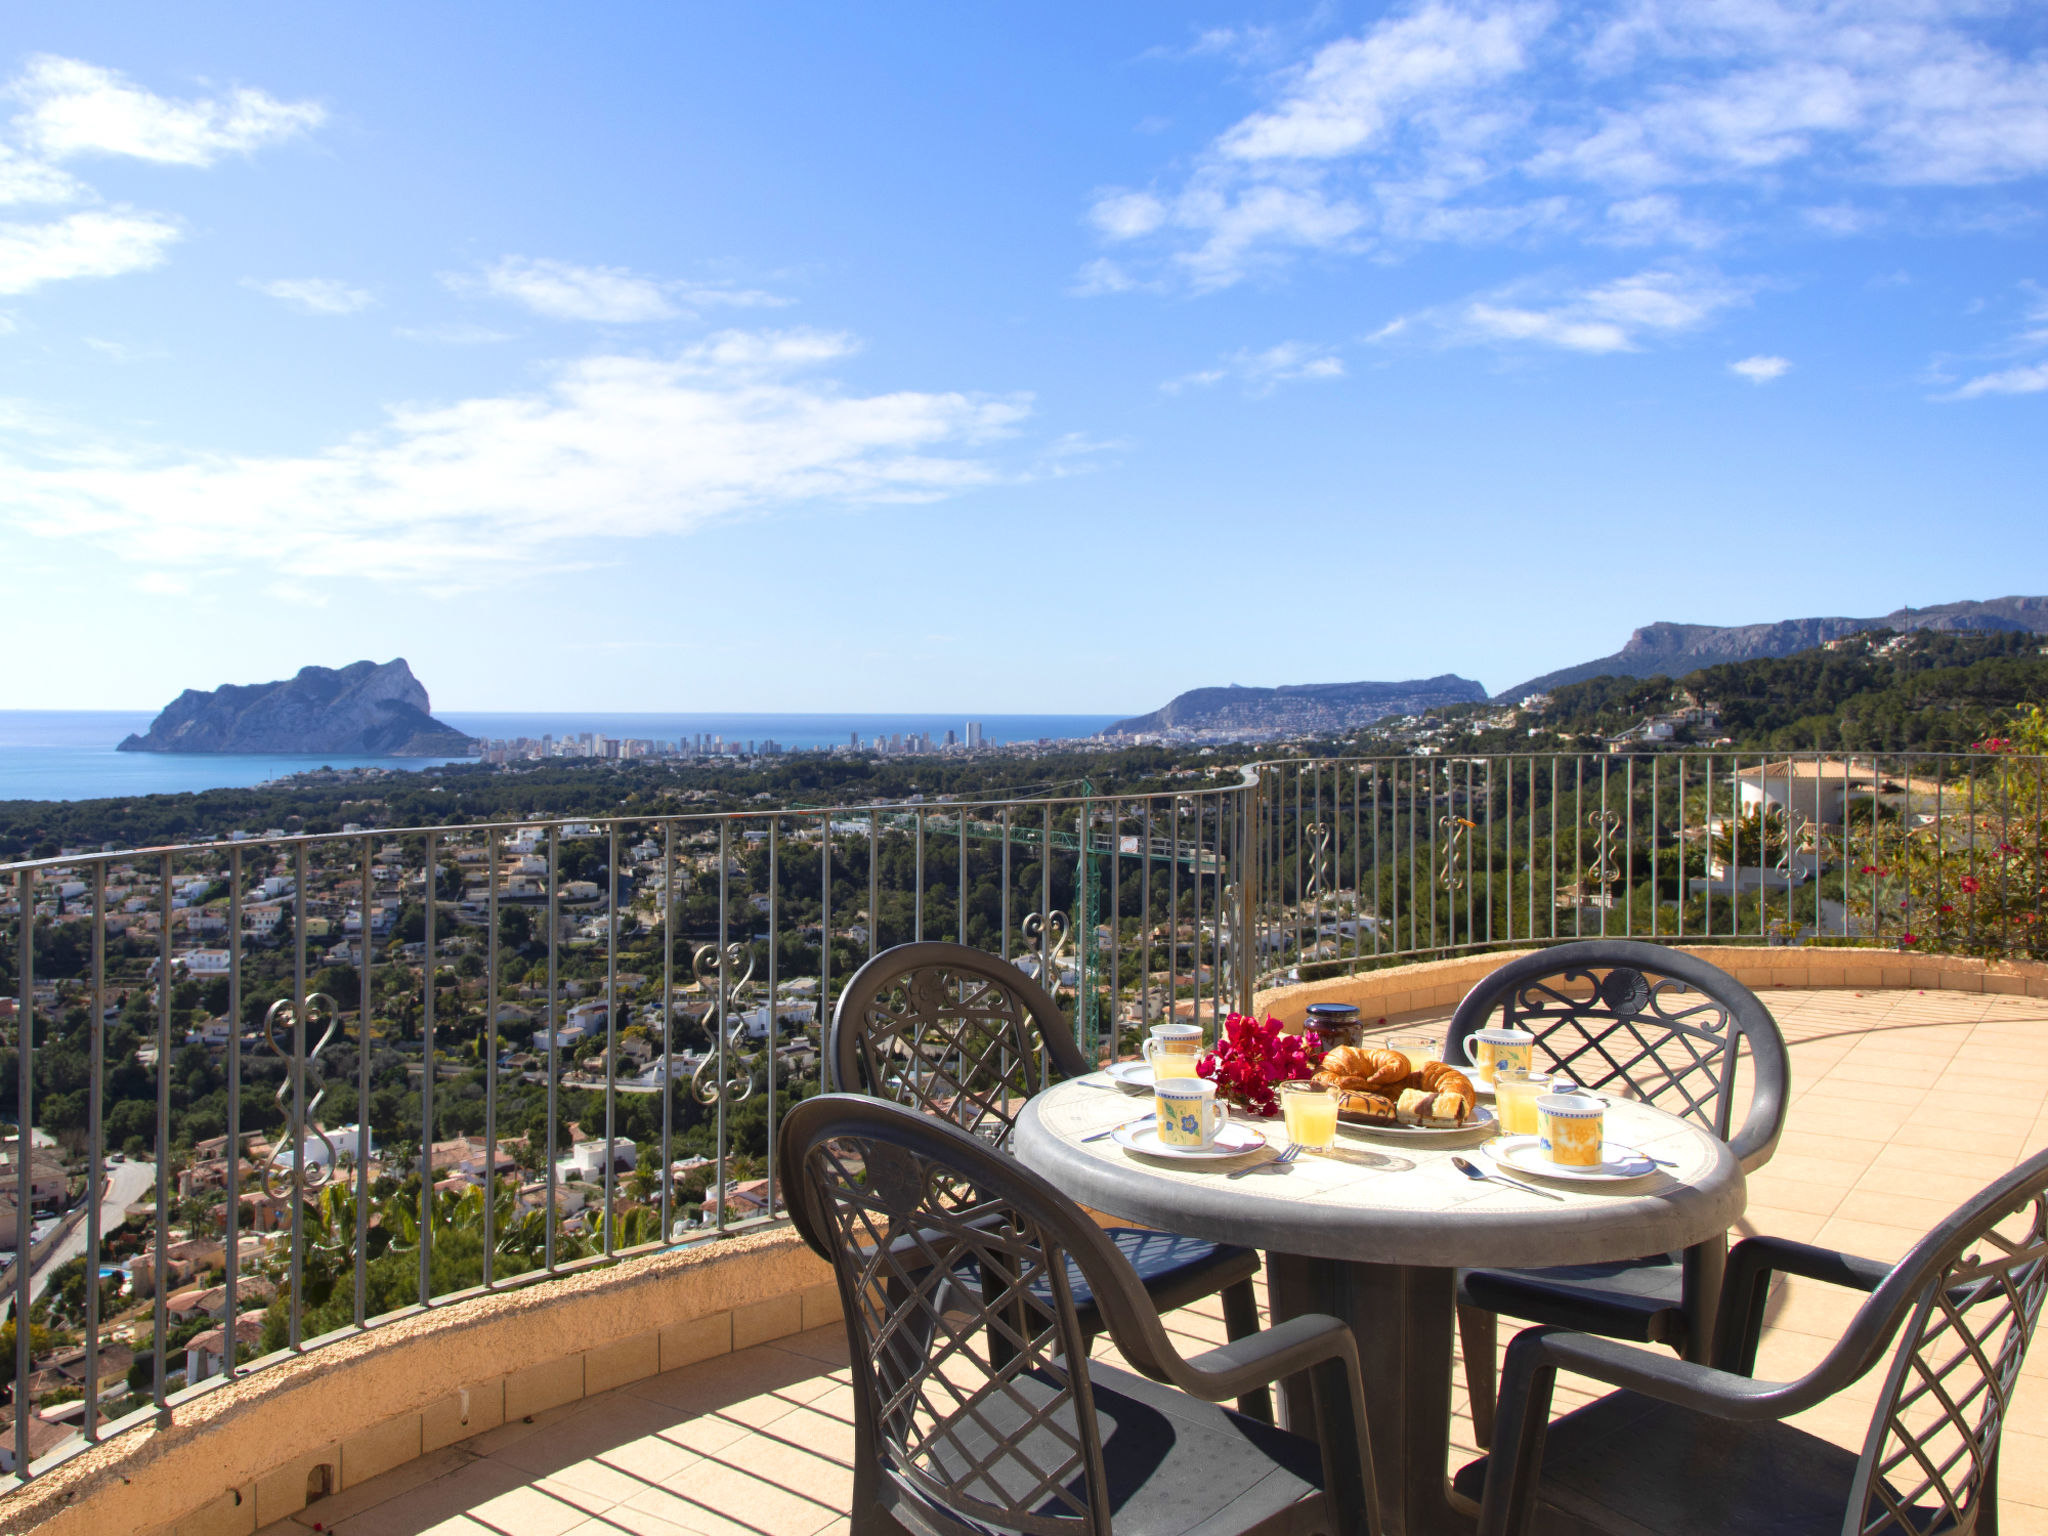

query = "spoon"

[1452,1154,1563,1200]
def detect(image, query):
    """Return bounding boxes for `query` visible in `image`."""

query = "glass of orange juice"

[1278,1081,1339,1150]
[1387,1033,1441,1073]
[1492,1068,1552,1136]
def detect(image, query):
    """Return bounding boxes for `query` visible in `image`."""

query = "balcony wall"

[1255,943,2048,1028]
[3,1227,837,1536]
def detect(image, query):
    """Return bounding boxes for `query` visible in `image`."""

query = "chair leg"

[1220,1276,1274,1424]
[1458,1300,1499,1450]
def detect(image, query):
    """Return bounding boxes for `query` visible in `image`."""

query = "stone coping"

[1254,944,2048,1028]
[2,1226,836,1536]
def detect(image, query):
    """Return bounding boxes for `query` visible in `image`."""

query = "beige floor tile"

[711,1432,857,1511]
[1743,1172,1850,1217]
[1734,1205,1831,1243]
[658,1411,765,1458]
[623,1462,841,1536]
[625,1346,831,1415]
[564,1513,701,1536]
[590,1428,707,1489]
[1810,1216,1930,1265]
[490,1394,688,1476]
[463,1484,592,1536]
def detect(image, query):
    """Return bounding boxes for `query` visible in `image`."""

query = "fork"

[1230,1143,1301,1178]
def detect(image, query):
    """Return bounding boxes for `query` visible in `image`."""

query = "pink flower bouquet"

[1198,1012,1322,1117]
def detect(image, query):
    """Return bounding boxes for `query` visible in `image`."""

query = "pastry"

[1313,1045,1409,1091]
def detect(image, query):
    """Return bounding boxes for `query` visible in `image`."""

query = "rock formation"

[117,660,473,756]
[1109,676,1489,738]
[1495,595,2048,701]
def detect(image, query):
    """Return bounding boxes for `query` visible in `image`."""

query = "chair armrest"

[1170,1313,1360,1404]
[1525,1330,1801,1421]
[1715,1235,1892,1375]
[1478,1326,1830,1536]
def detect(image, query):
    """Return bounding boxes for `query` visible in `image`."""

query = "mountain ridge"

[1495,596,2048,701]
[1109,675,1488,737]
[117,660,474,756]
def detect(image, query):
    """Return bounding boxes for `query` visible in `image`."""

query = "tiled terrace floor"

[261,986,2048,1536]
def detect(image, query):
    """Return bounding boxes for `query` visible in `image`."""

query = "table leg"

[1681,1235,1727,1364]
[1268,1252,1467,1536]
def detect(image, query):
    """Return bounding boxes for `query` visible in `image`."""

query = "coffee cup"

[1143,1022,1203,1079]
[1462,1026,1534,1085]
[1537,1092,1605,1168]
[1154,1076,1231,1149]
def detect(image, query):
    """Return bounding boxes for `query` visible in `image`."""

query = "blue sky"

[1,2,2044,712]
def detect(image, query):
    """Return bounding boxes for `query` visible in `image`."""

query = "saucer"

[1111,1120,1267,1160]
[1492,1135,1658,1183]
[1106,1060,1155,1091]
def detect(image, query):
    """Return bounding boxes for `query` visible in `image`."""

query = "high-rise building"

[848,731,858,750]
[966,721,984,749]
[945,729,956,747]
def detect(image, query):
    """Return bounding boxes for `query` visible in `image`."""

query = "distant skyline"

[1,4,2044,711]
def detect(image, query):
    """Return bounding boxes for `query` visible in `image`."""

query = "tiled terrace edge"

[1254,944,2048,1027]
[0,1227,837,1536]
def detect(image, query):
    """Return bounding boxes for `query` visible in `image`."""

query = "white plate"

[1336,1104,1498,1142]
[1111,1119,1267,1160]
[1106,1060,1156,1091]
[1492,1134,1659,1183]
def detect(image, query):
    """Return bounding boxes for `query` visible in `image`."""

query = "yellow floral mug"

[1154,1077,1231,1149]
[1461,1026,1535,1085]
[1537,1092,1605,1168]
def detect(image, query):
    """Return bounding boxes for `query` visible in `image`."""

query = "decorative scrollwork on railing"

[1301,822,1332,899]
[262,993,341,1199]
[1586,807,1623,887]
[1020,909,1072,992]
[1438,816,1474,890]
[690,941,759,1106]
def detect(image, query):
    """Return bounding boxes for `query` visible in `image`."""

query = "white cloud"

[1729,354,1792,383]
[1216,2,1549,163]
[1953,362,2048,397]
[0,143,82,205]
[1381,265,1747,353]
[0,209,180,294]
[8,55,323,166]
[460,256,785,323]
[1090,2,2048,290]
[0,328,1029,585]
[1165,339,1346,393]
[248,276,373,315]
[1088,190,1167,240]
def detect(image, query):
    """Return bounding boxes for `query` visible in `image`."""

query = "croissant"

[1316,1045,1409,1090]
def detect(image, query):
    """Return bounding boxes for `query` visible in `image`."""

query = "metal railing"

[0,777,1257,1481]
[1245,749,2048,986]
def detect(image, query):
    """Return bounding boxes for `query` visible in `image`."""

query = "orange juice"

[1279,1082,1338,1149]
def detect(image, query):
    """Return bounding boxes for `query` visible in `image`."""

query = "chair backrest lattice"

[833,943,1086,1155]
[1851,1183,2048,1536]
[1446,942,1789,1169]
[790,1101,1117,1536]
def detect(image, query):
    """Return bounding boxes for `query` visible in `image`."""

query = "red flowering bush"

[1198,1013,1321,1116]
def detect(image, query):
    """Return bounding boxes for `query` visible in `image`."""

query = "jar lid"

[1304,1003,1360,1022]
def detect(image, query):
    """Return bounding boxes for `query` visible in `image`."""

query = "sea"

[0,710,1124,803]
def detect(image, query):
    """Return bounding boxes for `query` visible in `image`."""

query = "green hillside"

[1538,629,2048,750]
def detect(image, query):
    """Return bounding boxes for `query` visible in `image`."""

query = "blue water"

[0,710,1122,803]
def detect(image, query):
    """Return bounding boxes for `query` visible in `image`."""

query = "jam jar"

[1303,1002,1364,1053]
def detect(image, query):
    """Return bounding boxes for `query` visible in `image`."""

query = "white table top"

[1013,1073,1746,1269]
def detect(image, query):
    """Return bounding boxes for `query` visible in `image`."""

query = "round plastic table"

[1014,1075,1746,1536]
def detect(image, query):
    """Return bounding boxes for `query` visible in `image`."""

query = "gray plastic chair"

[1454,1145,2048,1536]
[782,1093,1383,1536]
[831,941,1269,1415]
[1442,941,1791,1444]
